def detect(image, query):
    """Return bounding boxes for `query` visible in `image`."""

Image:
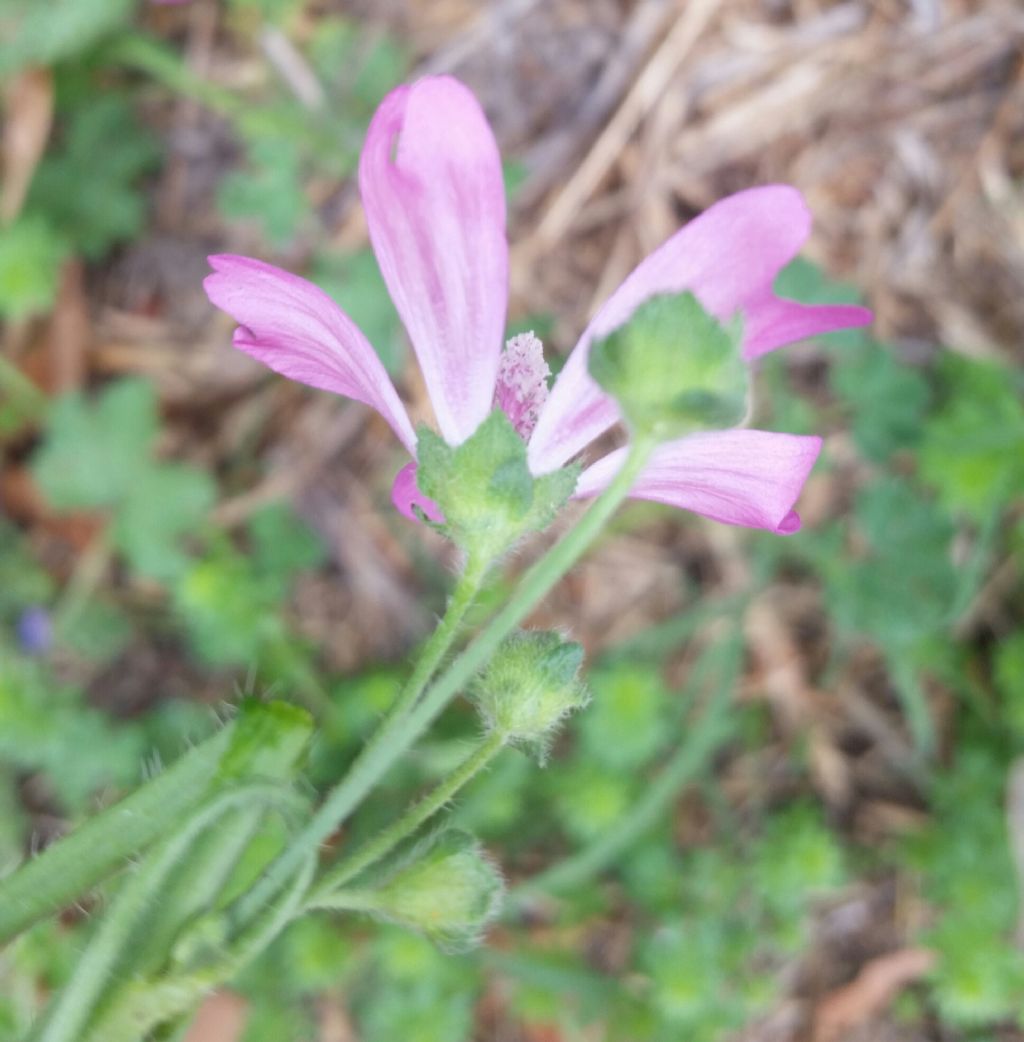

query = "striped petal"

[359,77,508,446]
[205,254,415,452]
[574,429,823,534]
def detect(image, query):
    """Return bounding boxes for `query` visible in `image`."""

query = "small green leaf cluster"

[0,88,159,320]
[0,0,134,75]
[353,931,481,1042]
[588,291,747,439]
[907,748,1024,1028]
[416,411,579,562]
[639,804,846,1040]
[918,354,1024,522]
[33,379,215,583]
[217,15,408,249]
[175,504,325,670]
[27,93,161,261]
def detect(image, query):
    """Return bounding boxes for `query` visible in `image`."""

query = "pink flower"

[205,77,871,535]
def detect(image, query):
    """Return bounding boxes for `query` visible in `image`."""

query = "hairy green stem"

[29,784,298,1042]
[383,553,489,726]
[83,854,317,1042]
[231,437,655,926]
[308,729,506,904]
[0,728,232,947]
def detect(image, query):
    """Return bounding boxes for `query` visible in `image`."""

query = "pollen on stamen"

[493,332,550,440]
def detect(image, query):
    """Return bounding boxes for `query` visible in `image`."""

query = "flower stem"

[307,730,505,905]
[383,553,489,726]
[230,437,654,926]
[0,728,232,947]
[28,784,298,1042]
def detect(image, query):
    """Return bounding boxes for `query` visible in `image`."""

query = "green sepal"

[323,830,504,952]
[416,411,578,561]
[471,630,588,761]
[588,291,748,440]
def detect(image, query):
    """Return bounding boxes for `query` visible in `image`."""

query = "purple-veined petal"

[527,185,871,474]
[204,254,416,453]
[574,429,823,535]
[391,461,444,523]
[359,77,508,446]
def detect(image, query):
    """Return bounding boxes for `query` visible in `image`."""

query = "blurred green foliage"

[33,379,215,582]
[1,4,1022,1040]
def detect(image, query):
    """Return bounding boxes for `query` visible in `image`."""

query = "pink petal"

[359,77,508,446]
[574,429,823,534]
[391,461,444,523]
[205,255,416,453]
[527,186,871,474]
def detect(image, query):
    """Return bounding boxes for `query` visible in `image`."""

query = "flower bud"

[368,830,504,951]
[588,290,749,441]
[472,630,588,758]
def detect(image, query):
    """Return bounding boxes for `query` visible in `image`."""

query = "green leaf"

[0,0,134,74]
[351,35,407,110]
[0,215,67,320]
[831,341,930,461]
[918,355,1024,521]
[33,379,158,510]
[175,550,277,666]
[579,663,670,771]
[218,136,307,247]
[247,503,326,589]
[27,95,160,259]
[218,699,314,783]
[0,659,144,811]
[825,478,957,644]
[0,520,54,616]
[114,464,215,581]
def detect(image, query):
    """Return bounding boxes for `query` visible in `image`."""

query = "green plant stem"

[230,437,655,927]
[29,784,298,1042]
[308,730,505,905]
[304,888,381,914]
[83,854,317,1042]
[384,553,489,726]
[0,728,232,947]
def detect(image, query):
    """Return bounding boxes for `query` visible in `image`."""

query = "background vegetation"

[1,1,1022,1039]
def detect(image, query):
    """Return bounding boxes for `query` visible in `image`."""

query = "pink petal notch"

[204,255,416,453]
[391,461,444,524]
[359,77,509,446]
[528,186,872,475]
[574,429,823,534]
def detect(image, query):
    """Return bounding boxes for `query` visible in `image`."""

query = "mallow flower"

[205,76,870,535]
